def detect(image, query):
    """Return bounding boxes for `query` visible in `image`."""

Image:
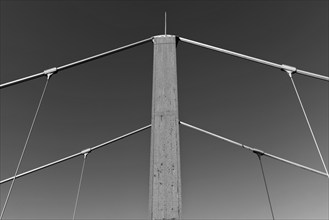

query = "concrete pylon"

[149,35,182,220]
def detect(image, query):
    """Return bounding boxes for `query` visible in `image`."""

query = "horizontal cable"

[0,37,153,89]
[0,124,151,184]
[179,37,329,82]
[180,121,328,177]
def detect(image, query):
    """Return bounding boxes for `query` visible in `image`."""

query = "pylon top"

[154,34,175,38]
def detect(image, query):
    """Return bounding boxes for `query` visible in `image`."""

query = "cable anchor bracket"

[252,148,265,157]
[43,67,57,80]
[281,64,297,78]
[80,148,92,158]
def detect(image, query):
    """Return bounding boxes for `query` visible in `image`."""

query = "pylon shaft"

[150,35,182,220]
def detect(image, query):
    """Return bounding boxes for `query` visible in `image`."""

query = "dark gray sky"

[0,0,328,219]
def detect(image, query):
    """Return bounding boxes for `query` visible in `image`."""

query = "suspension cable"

[179,37,329,82]
[0,77,50,219]
[254,152,275,220]
[179,121,328,177]
[72,151,89,220]
[0,37,153,89]
[0,124,151,185]
[287,72,328,177]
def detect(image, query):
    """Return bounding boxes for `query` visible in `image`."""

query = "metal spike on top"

[165,11,167,36]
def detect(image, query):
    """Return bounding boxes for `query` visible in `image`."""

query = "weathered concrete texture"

[149,36,182,220]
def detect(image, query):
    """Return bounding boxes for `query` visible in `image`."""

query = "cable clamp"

[252,148,265,157]
[80,148,92,158]
[43,67,57,79]
[281,64,297,78]
[242,144,253,151]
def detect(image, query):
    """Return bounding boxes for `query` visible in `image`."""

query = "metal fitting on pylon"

[43,67,57,79]
[281,64,297,78]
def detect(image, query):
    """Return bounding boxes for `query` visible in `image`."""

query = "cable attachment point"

[43,67,57,80]
[80,148,91,158]
[252,148,265,157]
[281,64,297,78]
[242,144,253,151]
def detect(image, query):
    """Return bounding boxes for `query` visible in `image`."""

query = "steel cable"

[0,124,151,185]
[179,37,329,81]
[289,76,328,177]
[72,154,88,220]
[0,37,153,89]
[0,78,50,219]
[255,153,275,220]
[179,121,327,177]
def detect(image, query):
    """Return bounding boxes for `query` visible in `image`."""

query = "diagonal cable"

[289,75,328,177]
[0,124,151,185]
[0,78,50,219]
[179,121,328,177]
[0,37,153,89]
[72,153,88,220]
[179,37,329,81]
[255,153,275,220]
